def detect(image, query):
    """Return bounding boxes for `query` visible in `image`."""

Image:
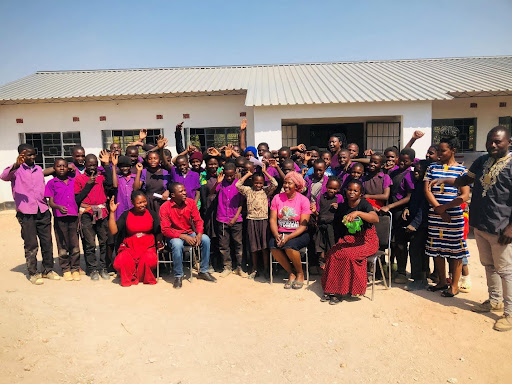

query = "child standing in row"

[363,153,392,210]
[236,165,278,279]
[45,158,81,281]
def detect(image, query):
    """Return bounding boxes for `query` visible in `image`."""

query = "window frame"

[19,131,82,169]
[101,129,164,153]
[184,127,240,151]
[431,118,477,153]
[365,122,401,153]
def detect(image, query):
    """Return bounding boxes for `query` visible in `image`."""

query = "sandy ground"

[0,210,511,384]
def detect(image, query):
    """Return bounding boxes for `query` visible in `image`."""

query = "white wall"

[432,96,512,151]
[253,100,433,157]
[0,95,252,203]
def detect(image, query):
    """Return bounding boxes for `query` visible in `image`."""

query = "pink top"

[270,192,311,233]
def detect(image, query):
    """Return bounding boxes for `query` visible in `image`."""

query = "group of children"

[2,121,470,296]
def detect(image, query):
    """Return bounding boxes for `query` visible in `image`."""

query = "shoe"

[405,279,429,291]
[471,299,504,313]
[441,288,459,297]
[235,267,248,278]
[292,280,304,290]
[29,273,44,285]
[197,272,217,282]
[79,268,86,275]
[493,314,512,332]
[320,294,331,302]
[394,273,408,284]
[459,276,472,293]
[284,279,294,289]
[263,270,270,281]
[100,269,110,280]
[248,271,257,280]
[219,269,232,278]
[42,271,60,280]
[427,284,449,292]
[329,295,341,305]
[173,277,183,289]
[90,270,100,281]
[208,266,215,273]
[72,271,81,281]
[428,272,439,284]
[63,271,73,281]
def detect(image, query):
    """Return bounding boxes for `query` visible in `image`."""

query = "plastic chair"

[157,244,200,282]
[367,211,392,301]
[270,247,309,286]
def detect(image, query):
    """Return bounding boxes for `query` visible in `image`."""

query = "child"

[200,156,221,270]
[74,154,111,281]
[340,162,365,193]
[1,144,57,285]
[189,151,204,174]
[402,162,429,291]
[112,155,137,220]
[125,145,142,175]
[134,151,171,212]
[347,143,360,159]
[213,162,246,277]
[168,155,200,203]
[336,148,352,184]
[383,146,399,174]
[363,153,392,210]
[311,177,343,269]
[236,165,278,279]
[380,148,416,283]
[45,158,80,282]
[305,159,328,204]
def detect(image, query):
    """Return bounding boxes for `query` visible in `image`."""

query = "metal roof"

[0,56,511,106]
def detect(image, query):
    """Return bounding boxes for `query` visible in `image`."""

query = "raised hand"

[217,170,225,184]
[187,145,198,154]
[157,136,168,149]
[135,163,144,172]
[109,196,119,212]
[224,144,233,158]
[301,167,308,177]
[268,158,278,168]
[297,144,306,152]
[207,147,221,157]
[363,149,374,156]
[99,149,110,164]
[176,122,184,131]
[15,152,25,167]
[240,118,247,131]
[139,129,148,141]
[87,170,97,185]
[304,151,312,162]
[111,153,119,167]
[412,130,425,140]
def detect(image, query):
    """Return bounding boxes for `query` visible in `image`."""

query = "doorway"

[296,123,365,152]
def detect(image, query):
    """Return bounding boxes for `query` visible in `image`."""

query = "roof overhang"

[447,90,512,98]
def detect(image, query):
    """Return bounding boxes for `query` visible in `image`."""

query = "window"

[185,127,239,151]
[102,129,163,153]
[282,125,297,147]
[366,122,400,153]
[432,118,476,152]
[499,116,512,133]
[19,132,82,168]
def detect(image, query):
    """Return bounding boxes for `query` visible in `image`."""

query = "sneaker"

[459,276,472,293]
[79,268,86,275]
[72,271,81,281]
[100,269,111,280]
[235,267,248,278]
[29,273,44,285]
[220,268,232,278]
[90,270,100,281]
[493,314,512,332]
[394,273,408,284]
[63,271,73,281]
[471,299,504,313]
[42,271,61,280]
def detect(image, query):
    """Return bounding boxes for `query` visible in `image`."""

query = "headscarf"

[244,146,258,158]
[284,171,306,193]
[189,151,203,162]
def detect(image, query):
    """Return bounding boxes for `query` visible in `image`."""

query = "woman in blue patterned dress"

[424,128,470,297]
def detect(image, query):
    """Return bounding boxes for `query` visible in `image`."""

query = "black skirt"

[269,231,310,251]
[247,219,269,253]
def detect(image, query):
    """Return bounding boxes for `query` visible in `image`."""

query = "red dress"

[113,210,158,287]
[321,226,379,295]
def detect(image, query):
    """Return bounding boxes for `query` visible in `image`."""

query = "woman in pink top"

[269,171,311,289]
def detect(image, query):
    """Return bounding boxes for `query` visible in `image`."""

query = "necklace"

[480,153,512,196]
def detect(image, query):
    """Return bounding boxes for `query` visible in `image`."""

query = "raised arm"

[405,130,425,149]
[175,123,185,155]
[240,118,247,151]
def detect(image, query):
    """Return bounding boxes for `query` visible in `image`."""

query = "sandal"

[441,288,459,297]
[329,295,341,305]
[284,280,294,289]
[320,294,331,302]
[427,284,449,292]
[292,280,304,290]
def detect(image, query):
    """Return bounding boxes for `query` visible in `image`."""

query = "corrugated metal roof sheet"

[0,56,511,106]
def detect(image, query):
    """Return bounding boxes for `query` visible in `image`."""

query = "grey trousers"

[474,228,512,315]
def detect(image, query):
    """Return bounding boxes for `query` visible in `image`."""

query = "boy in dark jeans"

[403,161,430,290]
[74,154,111,281]
[1,144,58,284]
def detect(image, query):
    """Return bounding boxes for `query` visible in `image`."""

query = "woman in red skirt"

[321,180,379,304]
[108,190,164,287]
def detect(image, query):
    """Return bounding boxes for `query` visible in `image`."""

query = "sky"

[1,0,511,85]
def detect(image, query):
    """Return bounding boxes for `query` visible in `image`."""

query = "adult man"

[431,126,512,331]
[159,182,217,288]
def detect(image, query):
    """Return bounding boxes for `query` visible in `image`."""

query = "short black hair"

[85,154,98,162]
[351,162,365,170]
[130,189,146,202]
[72,145,85,154]
[320,151,332,158]
[313,159,326,167]
[400,147,416,160]
[371,152,385,164]
[347,179,364,193]
[282,158,295,168]
[53,157,67,166]
[488,125,510,140]
[168,182,184,194]
[224,162,236,172]
[234,157,246,167]
[326,176,341,188]
[384,146,399,156]
[125,146,138,154]
[252,172,265,181]
[17,143,34,154]
[175,154,188,163]
[330,133,348,148]
[257,142,269,149]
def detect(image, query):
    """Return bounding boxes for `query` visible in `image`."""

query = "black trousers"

[409,227,429,280]
[391,209,408,275]
[218,222,243,269]
[80,214,108,272]
[54,216,80,272]
[16,209,54,276]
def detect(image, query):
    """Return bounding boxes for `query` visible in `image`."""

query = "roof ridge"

[35,55,512,74]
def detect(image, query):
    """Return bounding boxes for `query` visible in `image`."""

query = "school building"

[0,55,511,205]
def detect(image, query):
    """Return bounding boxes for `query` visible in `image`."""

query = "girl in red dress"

[108,190,164,287]
[321,180,379,304]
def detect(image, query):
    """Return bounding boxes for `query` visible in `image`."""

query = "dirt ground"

[0,210,510,384]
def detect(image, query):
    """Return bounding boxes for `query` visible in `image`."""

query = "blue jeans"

[167,233,210,277]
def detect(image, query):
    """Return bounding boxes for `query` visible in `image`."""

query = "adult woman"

[108,191,163,287]
[269,171,311,289]
[425,127,470,297]
[134,151,172,212]
[321,180,379,304]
